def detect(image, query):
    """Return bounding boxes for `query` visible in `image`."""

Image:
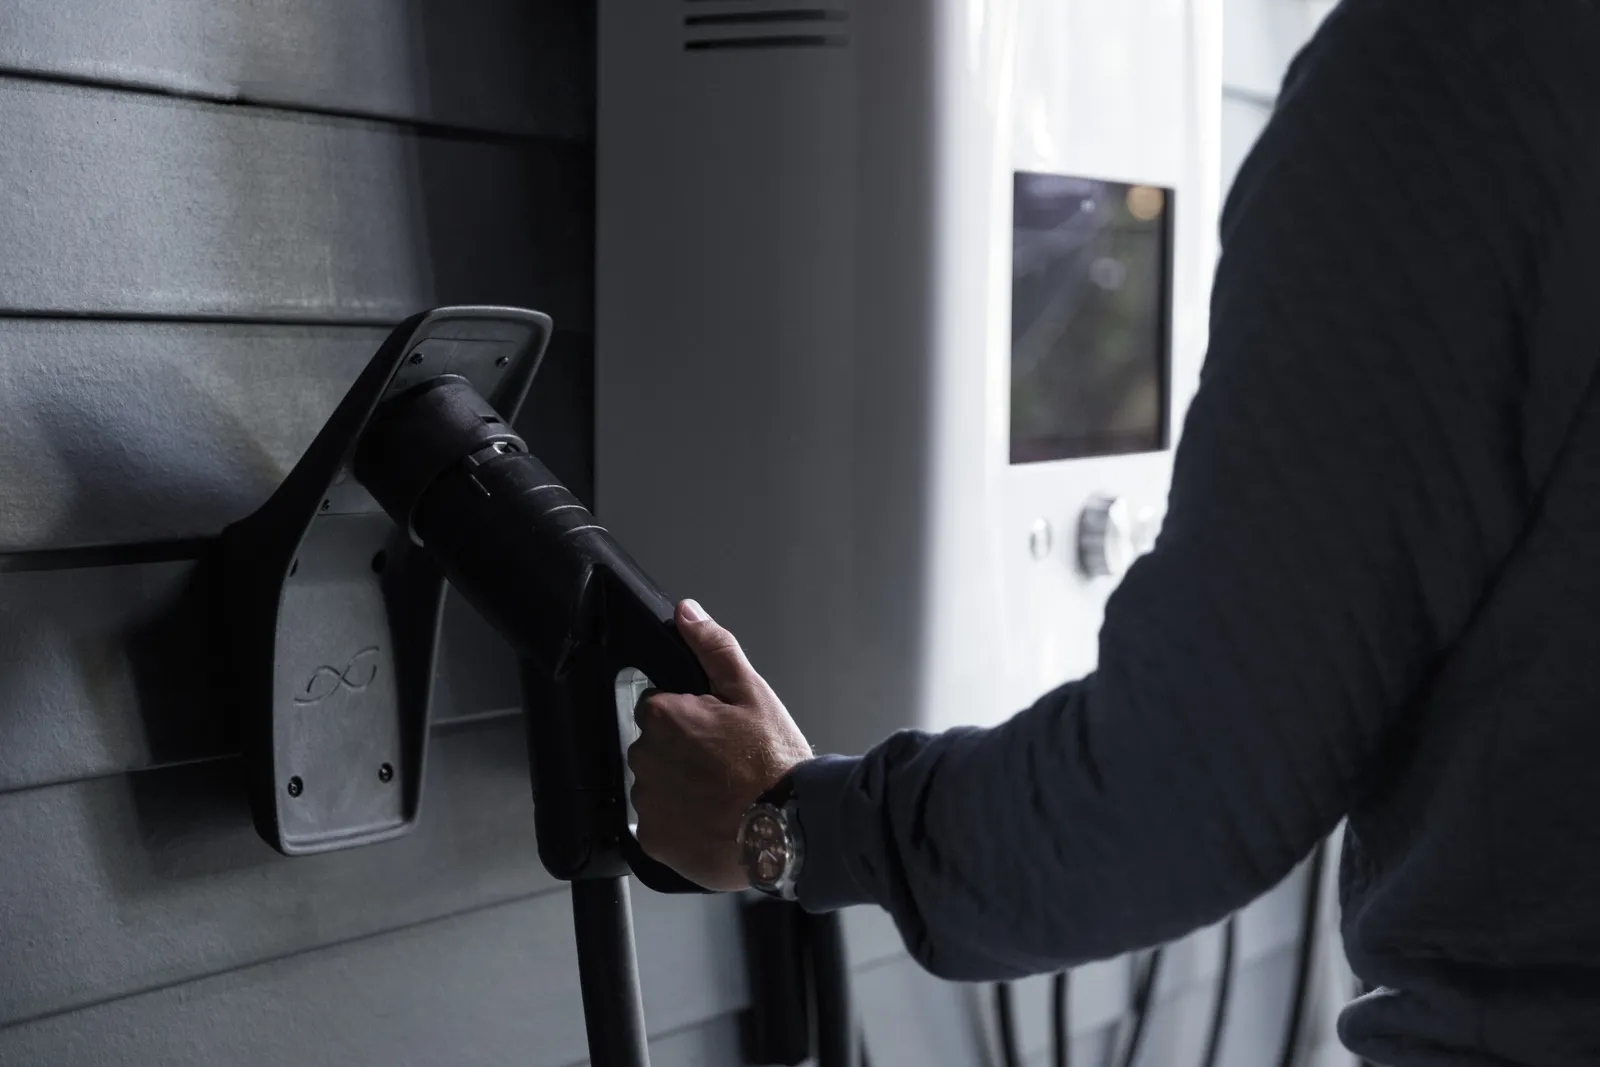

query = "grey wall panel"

[840,900,908,968]
[0,717,551,1024]
[0,321,594,793]
[563,1015,745,1067]
[0,80,593,329]
[0,876,746,1067]
[0,322,594,551]
[0,320,383,551]
[854,957,992,1067]
[0,560,532,793]
[0,558,216,792]
[1022,1029,1117,1067]
[0,1,593,139]
[0,6,632,1066]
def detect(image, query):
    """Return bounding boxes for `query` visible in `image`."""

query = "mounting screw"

[378,763,394,784]
[287,776,303,798]
[320,499,330,512]
[409,352,425,365]
[495,355,511,367]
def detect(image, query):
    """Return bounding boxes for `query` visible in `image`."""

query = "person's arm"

[788,0,1558,979]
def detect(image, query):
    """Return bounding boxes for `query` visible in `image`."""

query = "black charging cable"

[1051,970,1071,1067]
[1198,917,1238,1067]
[1276,840,1329,1067]
[808,911,861,1067]
[997,969,1075,1067]
[1005,909,1247,1067]
[994,982,1025,1067]
[1104,947,1164,1067]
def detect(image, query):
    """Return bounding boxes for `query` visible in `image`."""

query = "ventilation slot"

[682,6,850,52]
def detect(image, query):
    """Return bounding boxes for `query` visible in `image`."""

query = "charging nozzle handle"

[590,562,714,894]
[598,560,712,701]
[353,373,715,895]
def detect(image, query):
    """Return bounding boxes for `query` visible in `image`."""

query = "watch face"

[739,806,790,888]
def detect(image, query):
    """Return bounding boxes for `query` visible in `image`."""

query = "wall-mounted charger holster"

[218,307,551,856]
[217,304,853,1067]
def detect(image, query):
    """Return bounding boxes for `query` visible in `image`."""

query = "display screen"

[1009,171,1173,464]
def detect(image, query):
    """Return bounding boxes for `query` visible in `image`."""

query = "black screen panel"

[1009,171,1173,464]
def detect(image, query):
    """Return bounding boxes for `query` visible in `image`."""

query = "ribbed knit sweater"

[793,3,1600,1063]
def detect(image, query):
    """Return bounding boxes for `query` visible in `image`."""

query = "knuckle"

[707,632,743,658]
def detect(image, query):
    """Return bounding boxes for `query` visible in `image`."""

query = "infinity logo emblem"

[294,646,381,706]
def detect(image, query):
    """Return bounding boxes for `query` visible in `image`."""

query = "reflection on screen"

[1009,171,1172,464]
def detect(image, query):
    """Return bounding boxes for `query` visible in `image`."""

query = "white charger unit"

[596,1,1222,757]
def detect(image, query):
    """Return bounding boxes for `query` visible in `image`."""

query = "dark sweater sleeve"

[788,0,1556,980]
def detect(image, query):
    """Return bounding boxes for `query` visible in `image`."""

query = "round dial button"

[1077,494,1161,578]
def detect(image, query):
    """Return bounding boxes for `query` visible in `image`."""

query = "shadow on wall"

[52,333,596,890]
[0,1,599,888]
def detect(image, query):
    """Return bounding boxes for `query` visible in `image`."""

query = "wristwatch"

[737,775,805,901]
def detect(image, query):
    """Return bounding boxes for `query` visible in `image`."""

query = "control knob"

[1077,494,1161,579]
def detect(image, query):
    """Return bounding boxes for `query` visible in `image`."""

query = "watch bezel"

[738,797,804,901]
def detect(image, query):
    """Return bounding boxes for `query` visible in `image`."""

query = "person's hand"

[628,600,814,891]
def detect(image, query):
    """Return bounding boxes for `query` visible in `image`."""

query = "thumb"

[676,599,759,700]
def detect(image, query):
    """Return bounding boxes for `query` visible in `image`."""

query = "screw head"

[495,355,511,367]
[319,499,330,512]
[409,352,425,365]
[378,763,394,783]
[287,776,303,798]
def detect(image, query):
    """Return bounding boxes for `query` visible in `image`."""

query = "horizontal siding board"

[0,79,592,328]
[0,0,593,139]
[0,324,592,793]
[0,559,523,793]
[0,717,553,1025]
[0,716,750,1037]
[0,558,215,790]
[0,874,746,1067]
[0,322,594,551]
[562,1014,746,1067]
[1021,1029,1117,1067]
[0,321,383,551]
